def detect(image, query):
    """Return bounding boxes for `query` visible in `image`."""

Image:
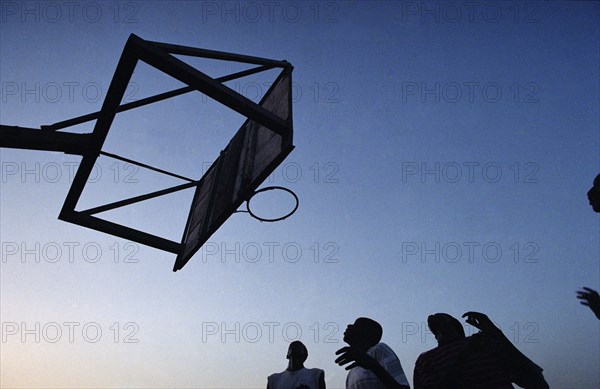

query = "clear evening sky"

[1,1,599,388]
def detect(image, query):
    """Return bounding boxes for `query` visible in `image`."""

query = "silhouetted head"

[587,174,600,213]
[286,340,308,370]
[427,313,465,346]
[343,317,383,351]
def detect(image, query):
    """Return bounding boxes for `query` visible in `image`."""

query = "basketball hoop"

[0,34,296,272]
[244,186,299,222]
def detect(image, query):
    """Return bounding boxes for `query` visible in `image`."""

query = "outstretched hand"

[576,287,600,319]
[335,346,378,371]
[462,311,500,334]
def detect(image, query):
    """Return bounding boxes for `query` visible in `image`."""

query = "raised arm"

[462,312,549,389]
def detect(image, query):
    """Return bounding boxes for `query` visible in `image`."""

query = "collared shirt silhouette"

[267,341,325,389]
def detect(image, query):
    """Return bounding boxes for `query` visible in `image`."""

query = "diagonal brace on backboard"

[0,34,295,271]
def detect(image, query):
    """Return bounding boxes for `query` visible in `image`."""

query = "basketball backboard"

[175,68,293,271]
[0,34,295,272]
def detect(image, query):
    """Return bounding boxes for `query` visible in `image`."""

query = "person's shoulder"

[371,341,392,352]
[467,332,500,347]
[421,338,473,364]
[415,346,439,365]
[371,342,398,356]
[369,342,403,364]
[416,347,435,359]
[416,339,464,362]
[307,367,324,374]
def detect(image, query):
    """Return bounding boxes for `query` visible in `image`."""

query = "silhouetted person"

[413,312,548,389]
[267,341,325,389]
[576,173,600,319]
[335,317,410,389]
[577,287,600,319]
[586,173,600,212]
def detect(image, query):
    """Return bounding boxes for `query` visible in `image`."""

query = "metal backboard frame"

[23,34,297,271]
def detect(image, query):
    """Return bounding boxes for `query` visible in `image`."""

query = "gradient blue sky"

[1,1,599,388]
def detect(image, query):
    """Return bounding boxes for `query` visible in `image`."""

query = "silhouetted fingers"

[335,349,356,365]
[582,287,598,294]
[335,354,355,366]
[334,355,345,364]
[335,346,350,356]
[462,312,479,327]
[463,311,497,332]
[462,311,484,318]
[462,312,477,323]
[345,362,359,370]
